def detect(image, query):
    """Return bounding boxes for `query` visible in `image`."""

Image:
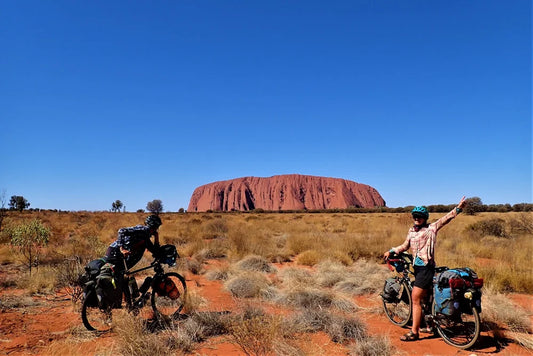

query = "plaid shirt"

[109,225,156,268]
[391,208,459,266]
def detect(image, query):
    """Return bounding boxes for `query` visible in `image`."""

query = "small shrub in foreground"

[349,335,393,356]
[229,311,298,356]
[113,312,173,356]
[224,272,271,298]
[295,249,321,266]
[236,255,276,273]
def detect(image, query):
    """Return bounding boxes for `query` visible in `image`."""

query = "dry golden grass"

[1,210,532,353]
[2,210,531,294]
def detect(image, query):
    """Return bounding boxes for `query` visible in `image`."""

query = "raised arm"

[432,196,466,232]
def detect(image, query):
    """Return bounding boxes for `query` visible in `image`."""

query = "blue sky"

[1,1,531,211]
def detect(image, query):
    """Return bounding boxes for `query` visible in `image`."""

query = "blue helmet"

[411,206,429,220]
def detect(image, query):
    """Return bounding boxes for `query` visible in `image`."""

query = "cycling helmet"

[145,214,162,229]
[411,206,429,220]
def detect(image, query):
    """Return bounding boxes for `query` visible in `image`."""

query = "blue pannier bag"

[434,268,480,316]
[434,284,455,315]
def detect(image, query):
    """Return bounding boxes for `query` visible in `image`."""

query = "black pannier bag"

[95,263,123,309]
[79,258,107,307]
[381,277,402,302]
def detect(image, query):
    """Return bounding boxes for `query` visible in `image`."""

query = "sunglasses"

[412,215,426,220]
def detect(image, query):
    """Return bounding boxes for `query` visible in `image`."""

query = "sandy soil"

[0,261,531,356]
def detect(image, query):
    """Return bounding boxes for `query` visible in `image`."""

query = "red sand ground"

[1,261,531,356]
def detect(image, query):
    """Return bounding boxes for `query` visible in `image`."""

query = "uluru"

[188,174,386,212]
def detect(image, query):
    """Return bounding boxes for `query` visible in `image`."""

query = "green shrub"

[466,218,507,238]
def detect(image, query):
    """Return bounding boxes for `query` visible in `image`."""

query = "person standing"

[383,196,467,341]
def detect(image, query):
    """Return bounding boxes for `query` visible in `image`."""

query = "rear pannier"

[434,267,483,316]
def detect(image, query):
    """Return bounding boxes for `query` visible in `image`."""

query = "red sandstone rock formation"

[188,174,386,212]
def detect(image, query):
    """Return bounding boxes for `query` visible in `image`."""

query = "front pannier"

[381,277,401,302]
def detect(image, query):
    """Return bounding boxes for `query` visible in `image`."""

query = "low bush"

[295,250,321,266]
[327,314,367,343]
[235,255,276,273]
[349,335,393,356]
[224,272,271,298]
[466,218,507,238]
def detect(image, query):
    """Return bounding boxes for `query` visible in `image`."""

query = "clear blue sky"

[1,1,531,211]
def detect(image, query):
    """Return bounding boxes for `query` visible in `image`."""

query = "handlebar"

[384,252,413,273]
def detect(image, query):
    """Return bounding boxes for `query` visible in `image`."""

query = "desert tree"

[8,219,50,275]
[146,199,163,214]
[111,200,123,212]
[9,195,30,212]
[464,197,483,215]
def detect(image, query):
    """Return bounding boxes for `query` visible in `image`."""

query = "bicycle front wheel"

[382,281,412,327]
[151,272,187,320]
[432,301,481,349]
[81,289,113,332]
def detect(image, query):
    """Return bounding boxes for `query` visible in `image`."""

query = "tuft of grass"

[482,287,532,334]
[277,266,315,289]
[173,311,231,351]
[295,250,321,266]
[205,266,230,281]
[289,310,366,344]
[275,286,356,312]
[0,294,40,310]
[18,266,58,295]
[235,255,276,273]
[224,272,271,298]
[289,310,332,333]
[349,335,393,356]
[185,257,204,275]
[113,311,174,356]
[202,218,229,239]
[228,308,301,356]
[327,314,367,343]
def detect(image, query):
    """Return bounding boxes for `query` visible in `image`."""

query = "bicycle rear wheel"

[432,301,481,349]
[81,290,113,332]
[382,282,412,327]
[151,272,187,320]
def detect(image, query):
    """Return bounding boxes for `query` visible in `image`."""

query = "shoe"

[420,327,435,334]
[400,331,419,342]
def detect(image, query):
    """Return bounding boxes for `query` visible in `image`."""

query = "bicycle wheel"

[382,282,412,327]
[151,272,187,320]
[81,289,113,332]
[432,301,481,349]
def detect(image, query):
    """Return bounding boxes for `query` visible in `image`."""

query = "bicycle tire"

[432,300,481,349]
[151,272,187,320]
[81,289,113,332]
[382,281,412,327]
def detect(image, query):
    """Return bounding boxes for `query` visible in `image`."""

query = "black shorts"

[413,264,435,290]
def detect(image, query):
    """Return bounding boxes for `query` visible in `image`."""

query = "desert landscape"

[0,209,531,356]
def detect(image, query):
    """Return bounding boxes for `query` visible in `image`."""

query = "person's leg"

[411,286,427,335]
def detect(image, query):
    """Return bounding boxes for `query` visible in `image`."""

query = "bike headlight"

[464,291,473,300]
